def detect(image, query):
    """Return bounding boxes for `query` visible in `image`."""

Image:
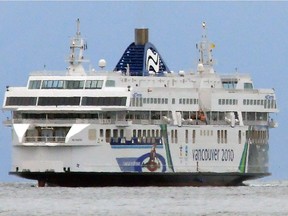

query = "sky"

[0,1,287,182]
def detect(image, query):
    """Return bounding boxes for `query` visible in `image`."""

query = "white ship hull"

[9,123,270,186]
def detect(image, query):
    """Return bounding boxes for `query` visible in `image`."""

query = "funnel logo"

[146,48,159,73]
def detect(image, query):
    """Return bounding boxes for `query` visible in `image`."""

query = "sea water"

[0,180,287,216]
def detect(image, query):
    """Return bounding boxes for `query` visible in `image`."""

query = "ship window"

[147,130,151,137]
[171,130,174,143]
[66,80,84,89]
[192,130,196,143]
[165,98,168,104]
[113,129,118,138]
[244,83,253,89]
[247,112,255,121]
[105,80,115,87]
[42,80,64,89]
[156,129,159,137]
[172,98,175,104]
[222,81,237,89]
[96,80,104,88]
[28,80,41,89]
[218,99,221,105]
[106,129,111,143]
[120,129,124,138]
[82,97,127,106]
[158,98,161,104]
[175,130,178,143]
[256,112,264,120]
[154,98,157,104]
[38,97,80,106]
[143,98,146,104]
[85,80,103,89]
[100,129,103,137]
[179,99,182,104]
[5,97,37,106]
[185,130,188,143]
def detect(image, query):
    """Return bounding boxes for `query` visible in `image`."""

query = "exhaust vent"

[135,28,148,45]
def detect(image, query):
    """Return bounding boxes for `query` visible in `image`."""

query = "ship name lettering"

[221,149,234,161]
[72,138,82,142]
[123,161,141,166]
[192,149,220,161]
[192,149,235,162]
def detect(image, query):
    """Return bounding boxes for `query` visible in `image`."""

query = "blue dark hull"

[10,171,270,187]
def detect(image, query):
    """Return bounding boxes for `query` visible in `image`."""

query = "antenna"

[76,18,81,36]
[197,22,215,74]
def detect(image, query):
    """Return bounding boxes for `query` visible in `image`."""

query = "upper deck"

[2,21,278,129]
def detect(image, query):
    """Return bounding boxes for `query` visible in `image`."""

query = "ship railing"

[24,136,66,143]
[30,71,68,76]
[115,120,132,127]
[243,120,269,126]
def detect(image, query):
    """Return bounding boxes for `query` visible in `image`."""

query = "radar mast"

[197,22,215,74]
[67,18,88,75]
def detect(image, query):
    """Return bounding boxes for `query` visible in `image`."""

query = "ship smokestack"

[135,28,148,45]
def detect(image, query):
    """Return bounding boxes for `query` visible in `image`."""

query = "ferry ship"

[3,20,278,187]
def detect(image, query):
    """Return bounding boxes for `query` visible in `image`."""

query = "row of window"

[82,97,126,106]
[130,97,198,107]
[6,97,37,106]
[217,130,228,144]
[132,129,161,138]
[179,98,199,105]
[24,126,268,145]
[222,81,238,89]
[243,99,277,109]
[218,99,238,105]
[6,97,127,106]
[130,97,169,107]
[217,98,277,109]
[28,79,115,89]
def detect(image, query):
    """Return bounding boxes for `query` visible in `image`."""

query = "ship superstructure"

[2,20,278,186]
